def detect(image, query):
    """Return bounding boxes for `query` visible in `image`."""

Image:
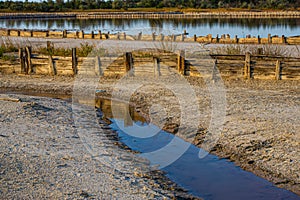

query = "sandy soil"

[0,91,200,199]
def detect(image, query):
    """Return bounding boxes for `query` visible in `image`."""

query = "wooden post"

[183,60,188,76]
[172,34,175,41]
[244,52,251,79]
[123,32,126,40]
[72,48,77,75]
[184,30,187,35]
[63,29,67,38]
[30,30,33,37]
[258,35,261,44]
[234,35,238,43]
[281,35,286,44]
[138,32,142,40]
[152,32,155,41]
[125,52,133,76]
[268,34,272,44]
[6,29,10,36]
[177,50,185,74]
[194,34,197,42]
[25,46,32,74]
[80,30,84,39]
[258,48,263,55]
[17,30,20,37]
[76,31,79,38]
[153,57,161,77]
[160,34,164,41]
[216,34,219,43]
[95,56,102,76]
[91,31,94,39]
[45,30,49,37]
[181,34,184,42]
[19,48,25,74]
[208,34,212,42]
[48,56,56,75]
[99,30,102,39]
[275,60,281,80]
[117,33,120,40]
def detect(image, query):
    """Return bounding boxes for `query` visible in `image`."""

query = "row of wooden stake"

[243,52,282,80]
[18,47,282,80]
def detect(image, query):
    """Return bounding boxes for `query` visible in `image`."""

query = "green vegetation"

[0,38,18,61]
[38,42,96,57]
[213,44,292,57]
[0,0,299,12]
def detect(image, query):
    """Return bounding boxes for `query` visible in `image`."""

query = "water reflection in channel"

[96,99,300,200]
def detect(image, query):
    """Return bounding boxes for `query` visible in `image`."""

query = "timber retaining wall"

[1,28,300,44]
[0,48,299,80]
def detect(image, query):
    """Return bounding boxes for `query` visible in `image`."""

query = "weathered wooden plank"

[244,52,251,79]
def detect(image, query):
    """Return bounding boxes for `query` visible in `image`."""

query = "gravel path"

[0,93,199,199]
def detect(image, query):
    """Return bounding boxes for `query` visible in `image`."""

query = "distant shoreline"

[0,10,300,19]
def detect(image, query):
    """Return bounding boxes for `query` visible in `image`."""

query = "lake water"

[1,18,300,38]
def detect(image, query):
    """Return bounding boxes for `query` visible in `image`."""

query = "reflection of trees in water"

[0,18,299,32]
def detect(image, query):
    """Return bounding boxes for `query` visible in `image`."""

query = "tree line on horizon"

[0,0,299,12]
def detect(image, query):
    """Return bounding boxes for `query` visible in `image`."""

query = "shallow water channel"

[97,98,300,200]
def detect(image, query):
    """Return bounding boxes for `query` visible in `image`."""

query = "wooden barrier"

[95,56,102,76]
[275,60,281,80]
[153,57,161,77]
[48,56,56,75]
[72,48,77,75]
[1,49,299,80]
[124,52,134,76]
[17,46,32,74]
[18,48,25,73]
[244,52,251,79]
[0,28,300,44]
[177,50,186,75]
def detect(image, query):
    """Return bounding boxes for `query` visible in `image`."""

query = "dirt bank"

[0,73,299,196]
[121,76,300,195]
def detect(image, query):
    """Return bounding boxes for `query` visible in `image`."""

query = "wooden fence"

[1,28,300,44]
[0,47,299,80]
